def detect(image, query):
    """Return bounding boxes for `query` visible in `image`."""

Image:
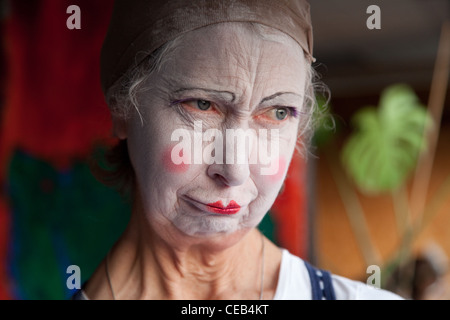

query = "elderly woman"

[74,0,402,300]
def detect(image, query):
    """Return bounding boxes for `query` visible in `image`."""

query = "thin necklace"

[259,232,265,300]
[105,250,116,300]
[105,233,266,300]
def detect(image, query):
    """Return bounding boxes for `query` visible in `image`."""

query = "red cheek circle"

[162,146,190,173]
[268,156,286,182]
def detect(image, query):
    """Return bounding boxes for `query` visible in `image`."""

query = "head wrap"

[100,0,314,95]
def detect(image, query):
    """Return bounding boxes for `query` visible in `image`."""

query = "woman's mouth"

[183,196,242,215]
[206,200,241,215]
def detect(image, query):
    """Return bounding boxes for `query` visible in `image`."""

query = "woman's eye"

[256,107,298,123]
[275,108,288,120]
[197,100,211,111]
[269,107,291,121]
[179,99,213,111]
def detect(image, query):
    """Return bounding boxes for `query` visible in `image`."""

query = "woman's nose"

[206,127,254,187]
[207,161,251,187]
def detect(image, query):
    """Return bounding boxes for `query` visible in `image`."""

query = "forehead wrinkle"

[157,23,306,113]
[217,43,268,113]
[218,26,305,112]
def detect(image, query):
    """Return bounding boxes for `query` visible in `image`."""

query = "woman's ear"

[112,116,128,140]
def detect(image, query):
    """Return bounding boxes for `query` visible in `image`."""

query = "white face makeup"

[124,23,308,239]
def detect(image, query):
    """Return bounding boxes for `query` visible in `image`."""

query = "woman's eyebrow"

[260,92,302,104]
[174,87,236,103]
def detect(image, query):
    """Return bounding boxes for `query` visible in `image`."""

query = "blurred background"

[310,0,450,300]
[0,0,449,300]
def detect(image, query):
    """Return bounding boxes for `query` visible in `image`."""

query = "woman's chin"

[172,212,236,234]
[170,218,255,250]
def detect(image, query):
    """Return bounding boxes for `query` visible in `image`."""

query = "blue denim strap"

[304,261,336,300]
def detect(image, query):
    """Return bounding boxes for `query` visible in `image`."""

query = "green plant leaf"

[341,84,433,194]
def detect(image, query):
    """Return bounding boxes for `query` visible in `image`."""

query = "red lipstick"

[206,200,241,215]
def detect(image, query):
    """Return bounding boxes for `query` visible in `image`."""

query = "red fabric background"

[1,1,114,173]
[272,153,308,259]
[0,0,115,299]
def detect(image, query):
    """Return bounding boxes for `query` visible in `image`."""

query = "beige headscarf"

[100,0,314,95]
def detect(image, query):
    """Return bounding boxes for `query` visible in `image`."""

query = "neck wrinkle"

[133,209,262,298]
[113,191,262,299]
